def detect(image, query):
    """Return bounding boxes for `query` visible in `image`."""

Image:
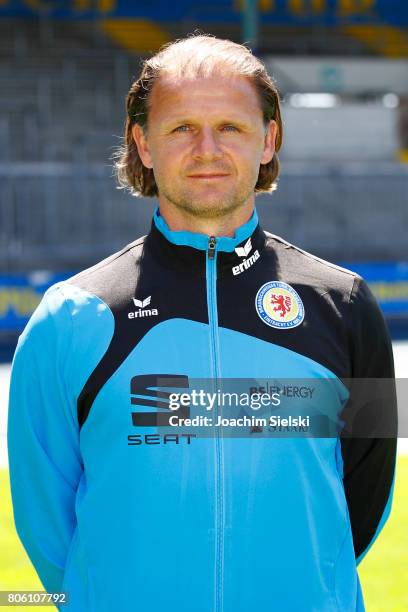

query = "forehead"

[148,74,263,121]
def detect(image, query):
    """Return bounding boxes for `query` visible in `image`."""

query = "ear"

[260,120,278,165]
[131,124,153,169]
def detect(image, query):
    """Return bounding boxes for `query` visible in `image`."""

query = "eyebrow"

[163,117,252,129]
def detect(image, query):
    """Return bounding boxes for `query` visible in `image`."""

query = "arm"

[340,276,397,565]
[7,284,83,593]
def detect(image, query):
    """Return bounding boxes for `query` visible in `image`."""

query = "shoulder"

[52,235,148,312]
[263,231,388,335]
[66,236,146,290]
[19,237,146,345]
[264,230,359,298]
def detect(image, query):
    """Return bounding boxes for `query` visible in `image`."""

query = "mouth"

[187,174,230,179]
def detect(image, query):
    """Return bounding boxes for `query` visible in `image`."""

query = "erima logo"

[128,296,158,319]
[235,238,252,257]
[232,249,260,275]
[233,238,260,275]
[133,296,151,308]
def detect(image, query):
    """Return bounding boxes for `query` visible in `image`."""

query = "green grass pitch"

[1,457,407,610]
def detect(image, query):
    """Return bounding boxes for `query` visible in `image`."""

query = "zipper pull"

[208,236,216,260]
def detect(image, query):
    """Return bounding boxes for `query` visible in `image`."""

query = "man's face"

[132,73,277,219]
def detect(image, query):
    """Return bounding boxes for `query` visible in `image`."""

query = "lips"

[187,174,230,178]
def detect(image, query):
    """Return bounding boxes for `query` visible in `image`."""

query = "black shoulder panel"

[67,235,208,428]
[217,232,357,380]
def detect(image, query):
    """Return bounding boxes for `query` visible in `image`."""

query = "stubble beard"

[160,181,255,220]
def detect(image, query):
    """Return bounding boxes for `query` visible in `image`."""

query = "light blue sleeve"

[7,283,83,595]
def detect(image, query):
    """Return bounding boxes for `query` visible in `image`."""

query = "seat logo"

[255,281,305,329]
[128,296,158,319]
[127,374,196,446]
[130,373,190,426]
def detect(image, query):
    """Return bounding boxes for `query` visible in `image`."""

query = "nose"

[192,126,223,161]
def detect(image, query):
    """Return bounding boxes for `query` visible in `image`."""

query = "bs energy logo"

[255,281,305,329]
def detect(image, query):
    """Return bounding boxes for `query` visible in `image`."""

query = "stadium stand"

[0,15,407,274]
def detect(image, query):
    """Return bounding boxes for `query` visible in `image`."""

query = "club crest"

[255,281,304,329]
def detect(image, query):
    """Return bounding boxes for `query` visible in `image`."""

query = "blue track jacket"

[7,207,397,611]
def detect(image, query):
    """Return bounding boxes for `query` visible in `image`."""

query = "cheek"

[150,153,183,188]
[235,150,262,179]
[151,142,186,172]
[230,140,263,168]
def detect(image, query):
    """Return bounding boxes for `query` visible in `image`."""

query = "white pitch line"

[0,363,11,468]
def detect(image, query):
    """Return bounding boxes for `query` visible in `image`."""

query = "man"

[8,35,397,611]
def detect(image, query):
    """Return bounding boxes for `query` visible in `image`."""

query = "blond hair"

[113,34,283,197]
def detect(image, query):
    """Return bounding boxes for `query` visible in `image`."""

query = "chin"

[184,200,242,219]
[164,185,249,217]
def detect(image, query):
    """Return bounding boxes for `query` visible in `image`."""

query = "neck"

[157,197,255,237]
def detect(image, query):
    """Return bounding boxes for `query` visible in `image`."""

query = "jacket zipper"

[206,235,224,612]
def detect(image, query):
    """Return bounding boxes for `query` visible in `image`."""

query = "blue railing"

[1,262,408,335]
[0,1,407,26]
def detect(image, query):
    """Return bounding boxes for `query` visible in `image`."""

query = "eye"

[221,125,240,132]
[173,125,191,133]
